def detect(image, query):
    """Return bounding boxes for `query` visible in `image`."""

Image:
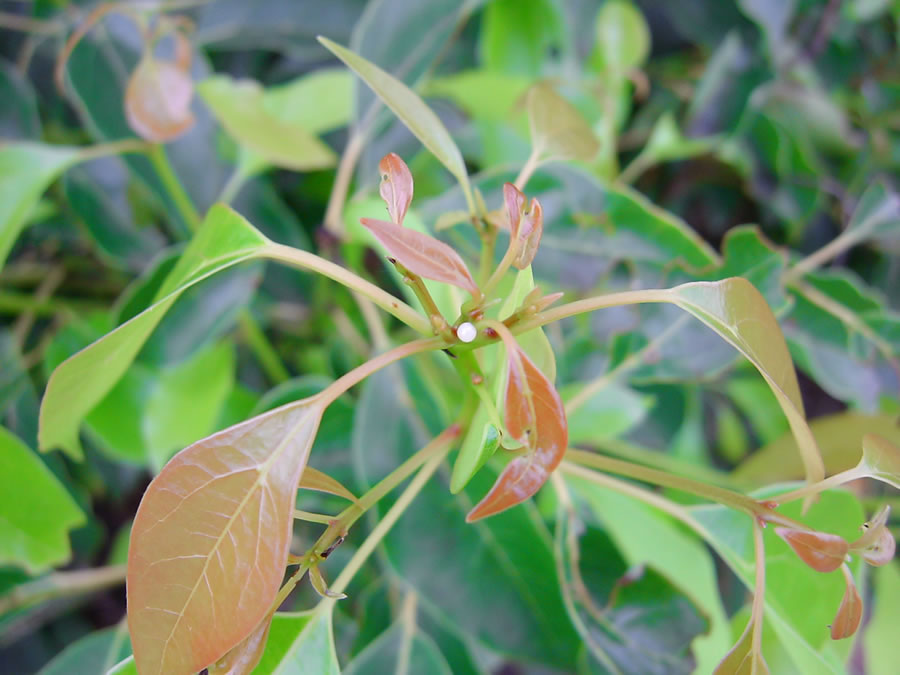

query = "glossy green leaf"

[526,83,600,163]
[318,37,470,190]
[480,0,565,76]
[563,383,652,445]
[128,395,325,675]
[354,364,581,668]
[39,204,268,459]
[569,478,731,673]
[0,58,40,138]
[0,143,81,268]
[424,70,530,121]
[0,427,85,574]
[593,0,651,71]
[863,562,900,674]
[667,278,825,486]
[38,626,131,675]
[251,608,340,674]
[344,611,452,675]
[143,341,235,470]
[262,68,353,135]
[197,75,337,171]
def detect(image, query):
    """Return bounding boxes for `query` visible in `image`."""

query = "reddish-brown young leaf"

[360,217,479,295]
[513,197,543,270]
[125,55,195,143]
[467,332,567,522]
[299,466,358,502]
[775,528,849,573]
[831,565,863,639]
[378,152,413,225]
[502,182,527,235]
[208,615,272,675]
[127,397,324,675]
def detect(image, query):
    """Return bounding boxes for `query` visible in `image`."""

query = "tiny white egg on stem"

[457,322,477,343]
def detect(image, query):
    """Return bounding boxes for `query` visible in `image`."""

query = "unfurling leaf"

[860,434,900,489]
[500,183,544,269]
[127,396,325,675]
[831,565,863,639]
[526,83,600,163]
[125,34,195,143]
[775,528,848,573]
[379,152,413,225]
[851,506,896,566]
[360,217,479,295]
[713,617,769,675]
[309,565,346,600]
[299,466,358,502]
[467,332,567,521]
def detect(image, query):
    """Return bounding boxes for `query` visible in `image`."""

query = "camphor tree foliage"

[1,1,899,674]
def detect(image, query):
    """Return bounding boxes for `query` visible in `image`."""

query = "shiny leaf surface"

[360,217,478,295]
[774,529,849,573]
[467,333,567,521]
[318,37,469,188]
[127,396,325,674]
[39,205,268,459]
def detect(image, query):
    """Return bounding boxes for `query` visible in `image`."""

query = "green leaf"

[863,562,900,675]
[0,426,85,574]
[354,364,581,669]
[846,179,900,247]
[569,477,731,673]
[667,278,824,486]
[252,608,340,674]
[39,204,268,459]
[318,37,470,191]
[262,68,353,135]
[142,341,235,470]
[690,488,864,672]
[424,70,531,122]
[197,75,338,171]
[0,143,81,268]
[526,83,600,163]
[562,383,652,445]
[593,0,651,71]
[0,57,40,138]
[344,611,453,675]
[62,158,165,271]
[38,626,131,675]
[480,0,565,76]
[128,395,325,674]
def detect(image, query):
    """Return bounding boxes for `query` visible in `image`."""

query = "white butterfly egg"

[457,322,477,343]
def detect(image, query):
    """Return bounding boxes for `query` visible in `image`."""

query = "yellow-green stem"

[148,143,201,233]
[238,311,290,384]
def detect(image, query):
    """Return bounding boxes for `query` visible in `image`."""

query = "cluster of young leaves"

[1,1,898,674]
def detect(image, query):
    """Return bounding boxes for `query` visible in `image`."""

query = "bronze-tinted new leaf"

[299,466,358,502]
[775,528,848,573]
[208,615,272,675]
[831,565,863,639]
[125,37,195,143]
[378,152,413,225]
[467,334,567,521]
[360,217,479,295]
[127,397,324,675]
[861,528,896,566]
[514,198,543,270]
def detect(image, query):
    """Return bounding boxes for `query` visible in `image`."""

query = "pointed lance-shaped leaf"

[850,505,891,550]
[831,565,863,640]
[775,528,849,573]
[299,466,358,503]
[467,331,567,522]
[514,198,543,270]
[379,152,413,225]
[360,217,479,296]
[127,396,325,675]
